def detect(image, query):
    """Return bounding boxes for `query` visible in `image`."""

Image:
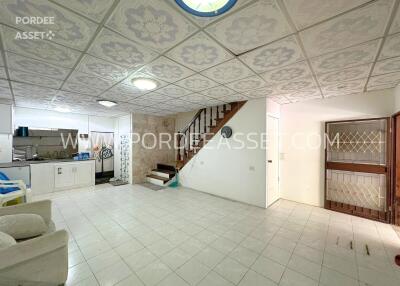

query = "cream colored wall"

[280,89,395,207]
[175,110,197,133]
[131,114,175,183]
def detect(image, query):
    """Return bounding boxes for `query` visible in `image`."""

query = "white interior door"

[267,115,280,207]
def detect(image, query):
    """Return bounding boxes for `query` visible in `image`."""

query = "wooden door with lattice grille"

[394,115,400,226]
[325,118,392,222]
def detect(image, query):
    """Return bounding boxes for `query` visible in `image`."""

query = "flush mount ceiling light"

[97,100,117,107]
[54,107,71,113]
[132,78,158,91]
[176,0,237,17]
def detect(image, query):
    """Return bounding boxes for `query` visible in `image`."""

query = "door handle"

[58,168,62,174]
[268,160,273,163]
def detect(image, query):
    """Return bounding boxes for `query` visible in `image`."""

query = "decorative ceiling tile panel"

[0,53,3,66]
[317,64,372,85]
[141,56,195,83]
[367,83,398,91]
[284,0,370,30]
[1,26,81,68]
[267,95,291,105]
[122,72,169,92]
[286,89,323,102]
[225,75,268,92]
[200,58,254,84]
[206,0,292,54]
[379,33,400,60]
[216,93,250,103]
[139,92,172,103]
[175,74,219,92]
[52,0,114,22]
[100,91,136,103]
[67,71,114,90]
[389,6,400,34]
[129,97,160,107]
[88,28,159,69]
[108,83,146,97]
[14,96,51,109]
[300,0,392,57]
[261,61,312,85]
[0,79,12,99]
[6,52,71,80]
[373,57,400,76]
[0,0,98,51]
[11,82,58,98]
[200,86,237,99]
[242,87,276,98]
[166,32,233,71]
[0,68,7,80]
[310,40,380,74]
[239,35,304,73]
[76,54,130,82]
[107,0,197,52]
[9,69,63,89]
[321,78,367,96]
[274,75,318,93]
[368,72,400,86]
[62,81,106,96]
[155,85,193,98]
[181,93,216,104]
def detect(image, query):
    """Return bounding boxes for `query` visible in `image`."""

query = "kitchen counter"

[0,158,95,168]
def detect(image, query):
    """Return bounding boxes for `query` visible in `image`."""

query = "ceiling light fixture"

[97,100,118,107]
[176,0,237,17]
[54,107,71,113]
[132,78,158,91]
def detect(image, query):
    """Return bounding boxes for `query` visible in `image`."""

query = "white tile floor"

[34,184,400,286]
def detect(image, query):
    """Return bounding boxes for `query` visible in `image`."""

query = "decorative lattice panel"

[120,135,130,183]
[327,119,387,165]
[326,170,386,211]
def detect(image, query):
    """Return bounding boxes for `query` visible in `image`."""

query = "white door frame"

[266,114,280,207]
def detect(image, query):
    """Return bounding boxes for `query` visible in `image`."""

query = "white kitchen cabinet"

[31,164,55,195]
[54,161,95,191]
[0,104,12,134]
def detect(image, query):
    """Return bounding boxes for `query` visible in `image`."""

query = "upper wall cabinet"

[0,104,12,134]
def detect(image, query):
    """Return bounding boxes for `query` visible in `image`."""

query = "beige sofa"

[0,201,69,286]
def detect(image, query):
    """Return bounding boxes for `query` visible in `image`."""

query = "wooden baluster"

[223,104,226,115]
[209,107,213,132]
[198,113,201,142]
[216,105,219,120]
[203,109,206,134]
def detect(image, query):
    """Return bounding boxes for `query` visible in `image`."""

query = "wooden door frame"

[392,112,400,226]
[324,117,392,223]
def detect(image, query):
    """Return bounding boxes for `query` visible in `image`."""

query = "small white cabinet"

[31,164,55,195]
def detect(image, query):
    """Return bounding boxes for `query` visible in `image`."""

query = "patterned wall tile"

[300,0,392,57]
[6,52,71,80]
[166,32,233,72]
[261,61,312,85]
[200,86,237,99]
[88,28,159,69]
[77,54,130,82]
[242,87,276,98]
[373,57,400,76]
[201,58,254,84]
[311,40,380,74]
[317,64,372,85]
[122,72,169,92]
[67,71,114,90]
[107,0,197,52]
[284,0,369,30]
[11,82,58,98]
[379,33,400,60]
[155,85,193,98]
[225,75,268,92]
[368,72,400,86]
[1,26,81,68]
[52,0,114,22]
[141,56,195,83]
[175,74,219,92]
[9,69,63,89]
[0,67,7,80]
[206,0,292,54]
[0,0,98,51]
[0,79,12,99]
[321,78,367,96]
[239,36,304,73]
[389,6,400,34]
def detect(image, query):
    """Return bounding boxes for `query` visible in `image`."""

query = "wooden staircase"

[176,101,247,169]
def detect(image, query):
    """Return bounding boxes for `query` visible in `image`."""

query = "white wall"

[175,110,197,133]
[179,99,267,208]
[395,84,400,112]
[280,89,395,207]
[0,134,12,163]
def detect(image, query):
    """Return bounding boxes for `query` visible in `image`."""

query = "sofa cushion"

[0,231,16,248]
[0,214,47,239]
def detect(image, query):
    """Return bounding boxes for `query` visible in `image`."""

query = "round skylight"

[176,0,237,17]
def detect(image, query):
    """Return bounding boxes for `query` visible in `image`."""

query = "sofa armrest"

[0,230,68,270]
[0,200,52,225]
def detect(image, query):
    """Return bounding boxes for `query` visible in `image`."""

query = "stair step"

[157,163,176,172]
[146,174,170,186]
[152,169,175,179]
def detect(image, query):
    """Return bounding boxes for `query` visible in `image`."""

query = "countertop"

[0,158,95,168]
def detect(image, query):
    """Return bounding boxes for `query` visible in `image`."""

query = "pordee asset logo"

[14,16,55,40]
